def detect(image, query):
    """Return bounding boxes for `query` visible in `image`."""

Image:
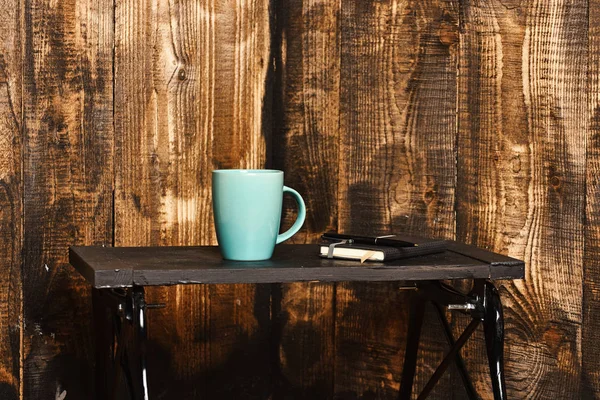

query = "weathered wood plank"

[114,0,272,396]
[457,0,587,397]
[68,247,133,289]
[272,0,340,396]
[22,0,114,396]
[68,245,524,287]
[0,0,22,398]
[584,0,600,397]
[336,0,458,397]
[338,0,457,237]
[455,2,525,396]
[274,0,340,240]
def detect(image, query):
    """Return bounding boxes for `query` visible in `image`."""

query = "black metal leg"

[399,294,426,400]
[416,318,480,400]
[130,287,149,400]
[400,280,509,400]
[93,289,118,400]
[93,287,150,400]
[482,282,507,400]
[432,303,478,400]
[112,321,128,400]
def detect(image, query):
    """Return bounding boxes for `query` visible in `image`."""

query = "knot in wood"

[438,19,458,46]
[511,155,522,173]
[424,190,435,203]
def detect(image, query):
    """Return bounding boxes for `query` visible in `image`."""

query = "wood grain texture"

[21,0,113,396]
[0,0,22,398]
[272,0,340,396]
[336,0,458,397]
[457,0,587,397]
[114,0,272,397]
[338,0,457,237]
[584,0,600,397]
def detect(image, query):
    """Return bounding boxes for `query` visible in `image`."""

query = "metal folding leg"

[399,280,507,400]
[432,303,478,399]
[399,294,426,400]
[482,282,507,400]
[93,286,150,400]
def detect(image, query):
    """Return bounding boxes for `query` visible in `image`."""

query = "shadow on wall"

[0,383,17,400]
[147,335,271,400]
[23,352,93,400]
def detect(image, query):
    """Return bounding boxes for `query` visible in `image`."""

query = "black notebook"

[319,233,446,262]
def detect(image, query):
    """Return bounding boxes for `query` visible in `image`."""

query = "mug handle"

[276,186,306,244]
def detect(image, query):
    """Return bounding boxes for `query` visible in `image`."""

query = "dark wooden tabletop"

[69,242,524,288]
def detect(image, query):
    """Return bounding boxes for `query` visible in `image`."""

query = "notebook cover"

[319,238,447,261]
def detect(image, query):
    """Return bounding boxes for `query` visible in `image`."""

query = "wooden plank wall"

[335,1,458,397]
[586,0,600,397]
[272,0,339,397]
[457,1,587,399]
[0,0,22,399]
[22,0,114,398]
[0,0,598,398]
[114,0,272,397]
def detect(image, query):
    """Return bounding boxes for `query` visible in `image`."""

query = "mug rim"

[213,169,283,175]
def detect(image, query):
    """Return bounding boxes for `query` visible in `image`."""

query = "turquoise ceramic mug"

[212,169,306,261]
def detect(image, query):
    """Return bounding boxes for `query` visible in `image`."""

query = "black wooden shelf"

[69,242,524,288]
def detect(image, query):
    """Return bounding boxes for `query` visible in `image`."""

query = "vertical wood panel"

[114,0,272,397]
[0,0,22,398]
[455,2,523,397]
[584,0,600,397]
[338,0,457,238]
[22,0,114,396]
[336,0,458,397]
[205,2,273,395]
[272,0,340,397]
[457,0,587,397]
